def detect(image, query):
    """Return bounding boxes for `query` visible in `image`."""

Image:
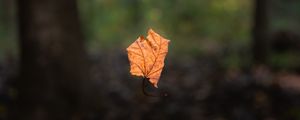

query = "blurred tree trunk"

[14,0,88,119]
[252,0,269,65]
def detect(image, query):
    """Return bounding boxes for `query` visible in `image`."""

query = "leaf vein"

[136,40,147,74]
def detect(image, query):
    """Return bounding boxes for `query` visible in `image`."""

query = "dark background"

[0,0,300,119]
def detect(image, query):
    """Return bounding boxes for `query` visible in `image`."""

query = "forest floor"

[0,51,300,120]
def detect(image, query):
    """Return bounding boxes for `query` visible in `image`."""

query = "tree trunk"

[14,0,88,119]
[252,0,269,65]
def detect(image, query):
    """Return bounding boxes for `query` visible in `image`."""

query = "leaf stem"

[142,78,168,97]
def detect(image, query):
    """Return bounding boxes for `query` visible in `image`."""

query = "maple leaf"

[127,29,170,88]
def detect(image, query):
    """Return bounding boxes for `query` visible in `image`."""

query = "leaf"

[127,29,170,88]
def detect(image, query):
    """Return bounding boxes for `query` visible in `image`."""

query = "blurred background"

[0,0,300,119]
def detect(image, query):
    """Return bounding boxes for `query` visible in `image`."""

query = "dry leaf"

[127,29,170,88]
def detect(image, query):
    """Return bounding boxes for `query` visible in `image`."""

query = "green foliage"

[0,0,18,60]
[0,0,299,69]
[77,0,252,55]
[270,52,300,70]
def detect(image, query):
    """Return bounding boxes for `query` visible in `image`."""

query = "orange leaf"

[127,29,170,88]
